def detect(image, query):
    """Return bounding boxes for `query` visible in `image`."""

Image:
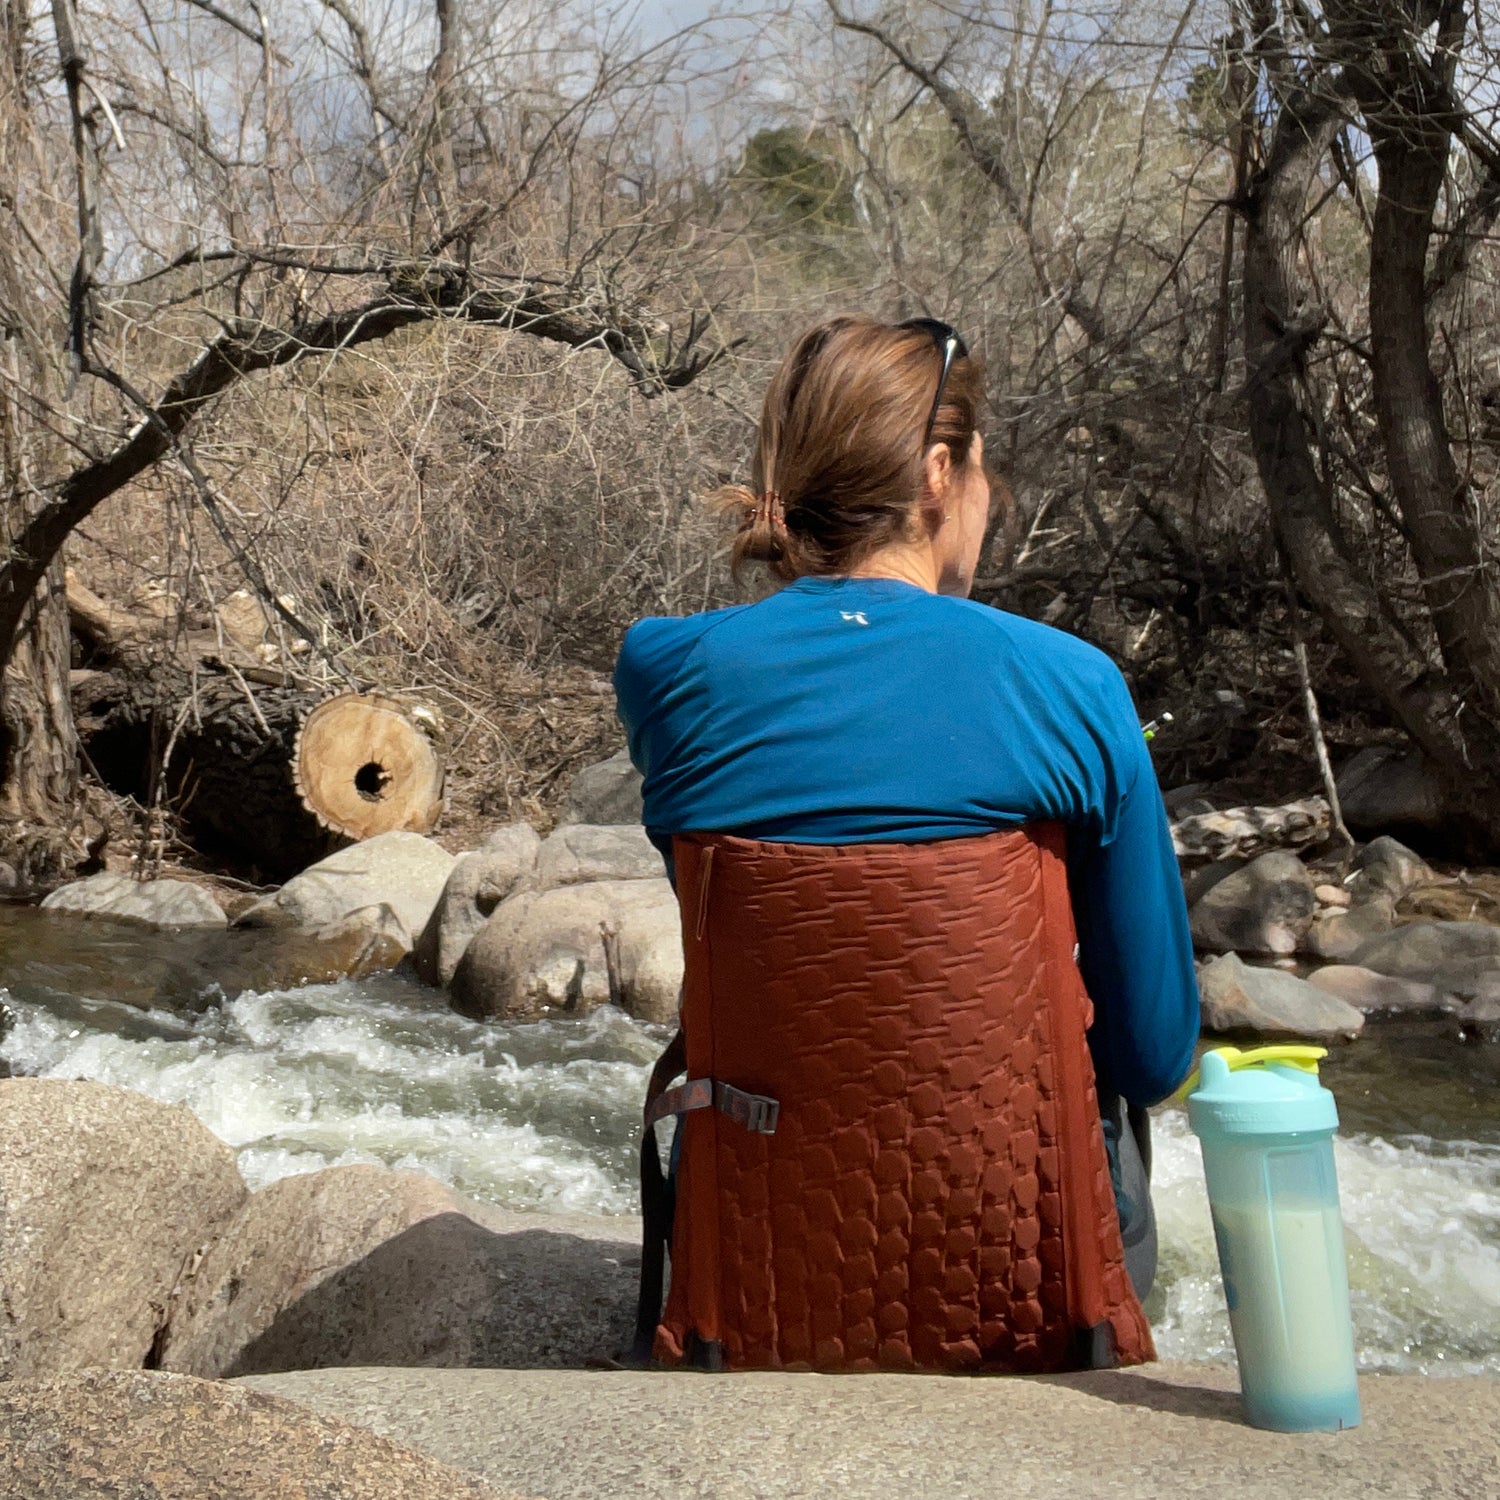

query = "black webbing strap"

[628,1027,686,1366]
[628,1027,782,1366]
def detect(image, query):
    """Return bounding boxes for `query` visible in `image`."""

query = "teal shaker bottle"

[1184,1044,1361,1432]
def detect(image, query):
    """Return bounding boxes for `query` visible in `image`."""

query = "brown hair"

[719,315,985,581]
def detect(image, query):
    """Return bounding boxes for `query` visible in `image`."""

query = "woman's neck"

[845,540,939,593]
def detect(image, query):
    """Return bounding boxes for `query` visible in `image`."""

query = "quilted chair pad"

[654,824,1154,1373]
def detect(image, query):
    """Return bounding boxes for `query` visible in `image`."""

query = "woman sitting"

[615,315,1199,1374]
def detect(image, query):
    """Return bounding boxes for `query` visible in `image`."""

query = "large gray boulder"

[1198,953,1364,1039]
[1347,836,1432,904]
[0,1370,509,1500]
[1188,851,1317,955]
[1305,964,1446,1014]
[236,831,456,946]
[0,1079,246,1380]
[413,823,541,987]
[1336,746,1448,835]
[534,823,665,890]
[559,747,643,826]
[450,878,681,1023]
[159,1164,638,1378]
[41,872,226,929]
[1349,919,1500,981]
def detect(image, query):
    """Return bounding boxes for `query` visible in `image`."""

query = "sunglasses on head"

[899,317,969,454]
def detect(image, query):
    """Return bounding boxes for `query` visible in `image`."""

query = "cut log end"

[293,694,446,842]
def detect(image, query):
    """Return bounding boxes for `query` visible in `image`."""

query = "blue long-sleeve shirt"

[614,575,1198,1106]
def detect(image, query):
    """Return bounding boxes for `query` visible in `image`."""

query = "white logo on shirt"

[840,611,870,626]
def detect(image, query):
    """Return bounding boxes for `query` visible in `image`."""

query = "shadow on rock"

[158,1167,640,1378]
[1042,1368,1247,1426]
[225,1217,639,1377]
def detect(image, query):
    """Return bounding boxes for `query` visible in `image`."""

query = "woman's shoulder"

[620,603,752,655]
[615,604,753,694]
[935,595,1128,693]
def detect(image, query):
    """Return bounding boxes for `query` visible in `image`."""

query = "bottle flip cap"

[1183,1044,1340,1139]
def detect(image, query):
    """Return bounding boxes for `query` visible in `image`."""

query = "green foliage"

[738,126,856,231]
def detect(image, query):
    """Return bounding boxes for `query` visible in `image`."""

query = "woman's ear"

[920,443,953,527]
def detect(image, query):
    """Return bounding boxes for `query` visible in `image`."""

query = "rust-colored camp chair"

[632,825,1154,1373]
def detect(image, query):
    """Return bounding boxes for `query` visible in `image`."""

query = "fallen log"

[73,666,445,880]
[1171,798,1331,864]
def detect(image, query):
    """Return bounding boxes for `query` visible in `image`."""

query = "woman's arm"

[1069,677,1200,1108]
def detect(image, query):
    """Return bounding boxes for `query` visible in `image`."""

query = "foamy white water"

[0,977,657,1215]
[3,975,1498,1372]
[1150,1110,1500,1374]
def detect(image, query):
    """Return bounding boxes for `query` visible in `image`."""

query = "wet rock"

[236,831,456,946]
[450,878,681,1023]
[1428,964,1500,1006]
[1162,783,1216,819]
[1347,836,1432,904]
[252,906,413,986]
[1300,896,1397,962]
[1197,953,1364,1040]
[534,823,665,890]
[559,747,643,826]
[1188,851,1317,955]
[1459,994,1500,1044]
[1181,858,1244,907]
[0,1079,246,1380]
[41,871,227,929]
[160,1164,637,1377]
[413,823,541,987]
[1350,920,1500,981]
[1336,746,1448,836]
[0,1369,509,1499]
[1306,964,1446,1014]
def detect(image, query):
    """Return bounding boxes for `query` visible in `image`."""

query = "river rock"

[41,871,227,929]
[534,823,665,890]
[450,878,682,1023]
[1300,895,1397,961]
[0,1079,246,1380]
[1181,858,1244,907]
[1349,919,1500,981]
[1459,994,1500,1043]
[413,823,541,987]
[1197,953,1364,1039]
[1188,851,1317,955]
[0,1369,509,1499]
[159,1164,638,1377]
[1336,746,1448,835]
[560,747,643,825]
[1306,964,1445,1014]
[236,831,456,946]
[1347,836,1432,904]
[1313,883,1352,908]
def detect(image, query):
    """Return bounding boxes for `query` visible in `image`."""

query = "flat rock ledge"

[0,1369,521,1500]
[244,1363,1500,1500]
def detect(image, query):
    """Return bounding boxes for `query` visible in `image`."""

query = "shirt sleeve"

[1068,671,1200,1107]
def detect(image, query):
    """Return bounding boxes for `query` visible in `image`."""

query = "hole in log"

[354,761,391,802]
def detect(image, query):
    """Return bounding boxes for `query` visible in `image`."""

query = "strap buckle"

[714,1081,779,1135]
[644,1075,779,1135]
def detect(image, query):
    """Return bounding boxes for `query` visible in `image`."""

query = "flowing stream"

[0,906,1496,1375]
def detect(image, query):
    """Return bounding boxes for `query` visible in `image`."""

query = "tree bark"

[1238,68,1488,829]
[1353,6,1500,755]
